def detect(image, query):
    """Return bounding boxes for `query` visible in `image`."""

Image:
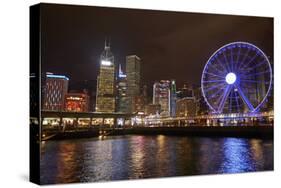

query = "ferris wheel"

[201,42,272,114]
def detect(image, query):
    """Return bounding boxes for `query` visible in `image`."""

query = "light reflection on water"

[40,135,273,184]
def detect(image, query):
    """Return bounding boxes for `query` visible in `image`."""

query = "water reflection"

[220,138,255,173]
[40,136,273,184]
[250,139,263,162]
[129,136,146,179]
[196,138,224,174]
[56,143,80,183]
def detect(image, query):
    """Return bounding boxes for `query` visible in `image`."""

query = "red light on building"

[65,93,90,112]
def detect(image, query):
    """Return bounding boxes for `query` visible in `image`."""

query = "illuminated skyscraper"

[117,64,130,113]
[96,40,116,112]
[153,80,170,116]
[134,84,148,113]
[126,55,141,113]
[170,80,177,117]
[176,97,196,117]
[142,85,148,105]
[43,73,69,111]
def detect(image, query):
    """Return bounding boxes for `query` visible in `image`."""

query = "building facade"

[145,104,161,116]
[96,41,116,112]
[176,97,197,117]
[43,73,69,111]
[176,83,194,99]
[116,64,130,113]
[194,86,209,115]
[142,84,148,105]
[126,55,141,113]
[170,80,177,117]
[65,93,90,112]
[134,95,145,113]
[153,80,170,115]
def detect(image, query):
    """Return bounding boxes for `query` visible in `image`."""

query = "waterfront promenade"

[42,125,273,141]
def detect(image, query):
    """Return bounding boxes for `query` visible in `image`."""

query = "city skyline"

[30,3,274,185]
[41,4,273,95]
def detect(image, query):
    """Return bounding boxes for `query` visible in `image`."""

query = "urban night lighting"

[101,60,112,66]
[46,74,69,80]
[201,42,272,113]
[31,3,273,185]
[96,40,116,112]
[225,72,236,84]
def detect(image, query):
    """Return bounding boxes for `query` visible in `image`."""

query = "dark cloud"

[41,3,273,94]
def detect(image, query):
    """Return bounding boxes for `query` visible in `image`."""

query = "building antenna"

[104,37,111,49]
[108,37,111,48]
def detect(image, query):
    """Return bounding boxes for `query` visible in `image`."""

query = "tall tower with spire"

[95,39,116,112]
[116,64,130,113]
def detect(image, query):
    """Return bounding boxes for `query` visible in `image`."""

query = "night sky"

[41,3,273,96]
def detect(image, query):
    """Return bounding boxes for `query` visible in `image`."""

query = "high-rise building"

[176,97,197,117]
[126,55,141,113]
[142,85,148,105]
[96,40,116,113]
[153,80,170,115]
[134,95,145,113]
[69,80,96,112]
[194,86,209,115]
[176,84,194,99]
[116,64,130,113]
[145,104,161,116]
[131,84,149,114]
[170,80,177,117]
[43,73,69,111]
[65,93,90,112]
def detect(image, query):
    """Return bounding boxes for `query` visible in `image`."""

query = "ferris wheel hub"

[225,72,236,84]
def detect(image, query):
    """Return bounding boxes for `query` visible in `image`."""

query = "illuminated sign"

[46,74,69,80]
[66,96,83,101]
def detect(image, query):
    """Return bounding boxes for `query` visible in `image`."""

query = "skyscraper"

[153,80,170,116]
[129,85,148,114]
[126,55,141,113]
[194,86,208,115]
[170,80,177,117]
[116,64,130,113]
[43,73,69,111]
[142,84,148,105]
[176,97,197,117]
[96,40,116,113]
[176,84,194,99]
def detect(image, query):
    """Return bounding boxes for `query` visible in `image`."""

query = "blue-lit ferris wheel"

[201,42,272,114]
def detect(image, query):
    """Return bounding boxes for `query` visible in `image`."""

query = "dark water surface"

[40,135,273,184]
